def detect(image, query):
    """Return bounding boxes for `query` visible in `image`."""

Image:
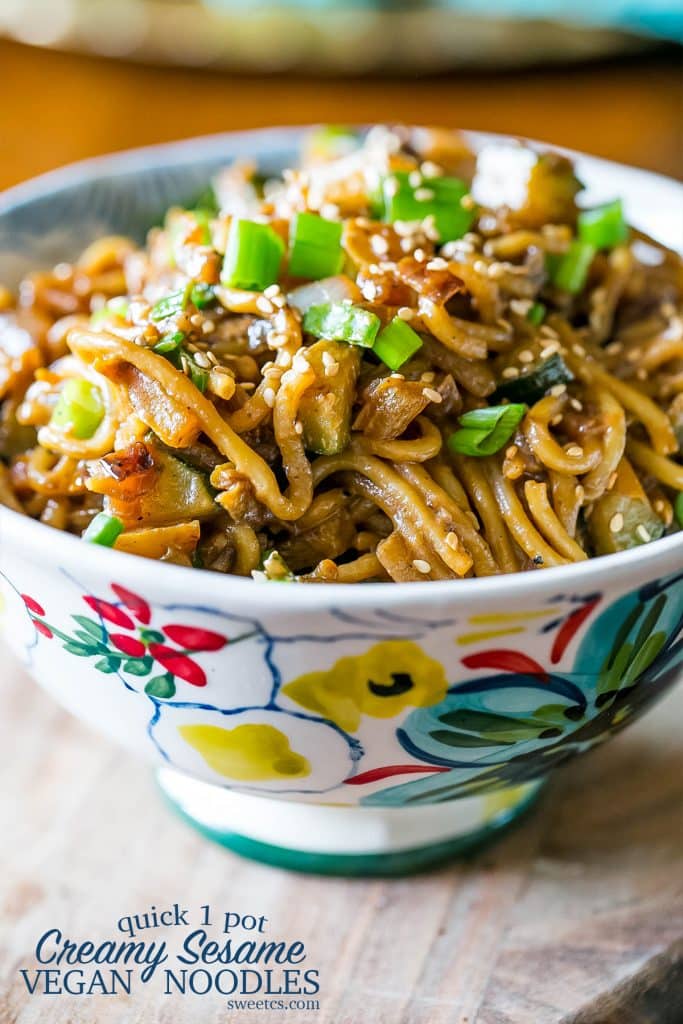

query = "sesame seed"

[267,331,288,348]
[566,445,584,458]
[263,387,276,408]
[189,313,202,328]
[371,234,390,256]
[607,472,618,490]
[550,383,567,397]
[256,296,274,315]
[294,421,303,435]
[502,366,520,379]
[420,371,436,383]
[510,299,533,317]
[606,341,623,355]
[609,512,624,533]
[201,320,215,335]
[193,351,211,368]
[324,362,339,378]
[390,372,405,380]
[636,524,651,543]
[460,193,476,210]
[575,485,585,501]
[393,219,419,237]
[505,445,519,458]
[445,532,459,549]
[426,257,448,271]
[397,306,414,321]
[400,238,414,252]
[422,387,443,404]
[539,325,560,340]
[540,342,561,359]
[264,284,281,298]
[412,559,431,574]
[320,203,340,220]
[384,177,399,198]
[551,414,564,426]
[272,294,286,308]
[414,187,435,202]
[473,259,489,275]
[518,349,534,364]
[206,351,218,366]
[570,398,583,411]
[420,161,443,178]
[362,282,378,301]
[413,248,426,263]
[572,343,586,357]
[408,170,423,188]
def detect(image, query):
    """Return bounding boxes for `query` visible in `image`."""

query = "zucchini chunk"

[298,340,360,455]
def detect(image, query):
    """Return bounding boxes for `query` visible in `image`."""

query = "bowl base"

[157,769,544,876]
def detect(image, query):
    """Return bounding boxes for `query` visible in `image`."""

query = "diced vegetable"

[153,331,185,354]
[82,512,124,547]
[550,241,596,294]
[373,317,423,371]
[527,302,546,326]
[288,212,344,280]
[288,274,361,314]
[221,219,284,291]
[114,520,201,561]
[303,302,381,349]
[381,172,475,243]
[298,340,360,454]
[99,446,217,528]
[448,403,526,456]
[253,550,296,582]
[189,282,216,309]
[578,200,628,249]
[354,376,431,440]
[150,284,191,321]
[50,378,104,439]
[91,297,129,325]
[675,492,683,528]
[588,493,665,554]
[495,352,574,405]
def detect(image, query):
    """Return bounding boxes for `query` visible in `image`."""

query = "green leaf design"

[145,674,176,698]
[73,630,109,652]
[123,656,154,677]
[139,629,164,645]
[94,657,117,674]
[71,615,107,642]
[429,729,514,748]
[439,708,554,735]
[62,641,97,657]
[598,642,633,695]
[623,631,667,686]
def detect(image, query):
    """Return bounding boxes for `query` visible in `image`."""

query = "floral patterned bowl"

[1,129,682,875]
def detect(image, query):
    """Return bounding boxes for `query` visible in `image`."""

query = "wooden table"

[1,641,682,1024]
[0,41,682,193]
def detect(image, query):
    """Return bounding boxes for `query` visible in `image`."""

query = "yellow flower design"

[282,640,447,732]
[179,723,310,781]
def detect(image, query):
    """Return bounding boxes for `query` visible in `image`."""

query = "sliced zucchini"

[588,494,665,554]
[298,339,360,455]
[103,446,216,527]
[494,352,574,405]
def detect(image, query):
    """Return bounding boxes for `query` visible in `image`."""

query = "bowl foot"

[157,769,544,876]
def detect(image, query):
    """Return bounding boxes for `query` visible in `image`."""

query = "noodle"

[0,125,679,581]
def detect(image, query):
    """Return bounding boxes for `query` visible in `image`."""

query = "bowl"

[1,129,682,875]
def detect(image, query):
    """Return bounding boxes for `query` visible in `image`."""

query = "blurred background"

[1,0,681,190]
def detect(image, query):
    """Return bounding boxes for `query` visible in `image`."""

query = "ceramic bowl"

[1,129,682,875]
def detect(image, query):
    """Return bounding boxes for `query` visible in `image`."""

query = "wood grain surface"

[1,641,681,1024]
[0,41,681,193]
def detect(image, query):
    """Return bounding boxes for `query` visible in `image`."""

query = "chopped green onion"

[221,219,284,291]
[373,317,423,370]
[153,331,185,354]
[150,283,191,321]
[288,212,344,280]
[578,199,628,249]
[448,403,526,457]
[179,352,209,393]
[189,282,215,309]
[527,302,546,326]
[382,173,476,243]
[91,297,129,324]
[550,241,596,294]
[303,302,381,349]
[82,512,124,547]
[50,378,104,439]
[675,492,683,529]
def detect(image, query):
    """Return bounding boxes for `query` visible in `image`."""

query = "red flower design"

[34,620,54,640]
[110,633,146,658]
[149,644,207,687]
[162,624,227,652]
[462,649,550,682]
[22,595,45,617]
[22,595,54,639]
[84,597,135,631]
[111,584,151,625]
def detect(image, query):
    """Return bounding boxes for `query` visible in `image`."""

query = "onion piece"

[288,275,361,315]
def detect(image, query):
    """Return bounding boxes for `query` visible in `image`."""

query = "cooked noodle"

[1,126,680,581]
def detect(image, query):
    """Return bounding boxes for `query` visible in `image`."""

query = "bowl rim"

[1,126,681,611]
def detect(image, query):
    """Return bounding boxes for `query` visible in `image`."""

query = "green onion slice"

[50,378,104,440]
[448,403,526,457]
[150,283,191,322]
[189,282,215,309]
[578,199,628,249]
[550,241,596,294]
[527,302,546,326]
[303,302,381,348]
[90,297,129,325]
[288,212,344,280]
[382,173,476,243]
[153,331,185,354]
[82,512,124,547]
[221,219,284,292]
[373,317,423,370]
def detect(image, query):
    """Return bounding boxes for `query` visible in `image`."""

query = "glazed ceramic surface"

[0,131,682,864]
